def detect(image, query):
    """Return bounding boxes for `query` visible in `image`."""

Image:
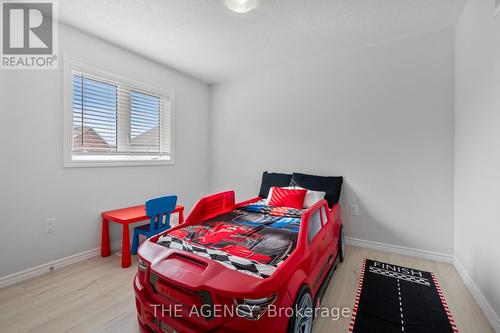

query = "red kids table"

[101,204,184,268]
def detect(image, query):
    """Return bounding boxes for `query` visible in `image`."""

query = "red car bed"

[134,176,344,333]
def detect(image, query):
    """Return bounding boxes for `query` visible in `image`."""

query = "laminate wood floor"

[0,246,493,333]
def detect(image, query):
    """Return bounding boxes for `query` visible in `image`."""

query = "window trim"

[63,56,175,167]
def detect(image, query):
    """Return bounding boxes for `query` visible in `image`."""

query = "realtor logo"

[1,0,58,69]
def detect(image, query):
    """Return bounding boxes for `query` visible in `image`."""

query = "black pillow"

[290,172,343,207]
[258,171,293,198]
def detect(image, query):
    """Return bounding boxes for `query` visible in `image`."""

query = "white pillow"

[265,186,326,209]
[302,189,327,208]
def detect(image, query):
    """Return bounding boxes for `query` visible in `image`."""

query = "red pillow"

[268,187,307,209]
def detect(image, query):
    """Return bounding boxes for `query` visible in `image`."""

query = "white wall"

[455,0,500,324]
[0,20,459,282]
[209,28,455,255]
[0,24,210,277]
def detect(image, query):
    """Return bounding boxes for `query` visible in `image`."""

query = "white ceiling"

[59,0,467,83]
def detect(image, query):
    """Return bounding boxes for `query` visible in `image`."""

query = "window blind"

[130,91,161,151]
[71,71,170,156]
[72,74,118,152]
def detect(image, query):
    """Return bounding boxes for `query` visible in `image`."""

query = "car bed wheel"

[338,225,345,262]
[288,285,313,333]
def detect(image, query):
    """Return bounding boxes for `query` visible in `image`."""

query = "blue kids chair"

[131,195,177,255]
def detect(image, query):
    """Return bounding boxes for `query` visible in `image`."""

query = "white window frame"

[63,56,175,167]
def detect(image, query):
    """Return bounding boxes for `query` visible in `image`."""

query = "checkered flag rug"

[368,266,431,286]
[349,259,458,333]
[157,235,279,279]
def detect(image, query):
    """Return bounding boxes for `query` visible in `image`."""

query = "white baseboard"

[0,240,126,289]
[0,247,100,288]
[345,236,454,263]
[453,258,500,333]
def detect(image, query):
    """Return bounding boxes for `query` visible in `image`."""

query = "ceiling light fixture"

[223,0,258,14]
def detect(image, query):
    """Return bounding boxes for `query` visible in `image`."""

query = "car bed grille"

[149,272,215,320]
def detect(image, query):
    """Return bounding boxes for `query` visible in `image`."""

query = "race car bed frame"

[134,190,344,333]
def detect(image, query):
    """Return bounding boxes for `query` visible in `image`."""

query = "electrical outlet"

[350,204,359,216]
[44,218,56,233]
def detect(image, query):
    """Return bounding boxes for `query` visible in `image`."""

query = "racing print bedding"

[157,201,304,279]
[239,199,305,218]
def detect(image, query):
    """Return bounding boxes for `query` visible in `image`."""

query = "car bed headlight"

[138,258,149,272]
[233,294,277,320]
[137,257,150,284]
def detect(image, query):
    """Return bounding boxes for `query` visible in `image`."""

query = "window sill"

[64,154,173,168]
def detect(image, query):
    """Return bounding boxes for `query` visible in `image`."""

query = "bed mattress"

[157,200,304,278]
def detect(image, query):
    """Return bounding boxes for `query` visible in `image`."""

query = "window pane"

[130,91,160,151]
[321,207,328,224]
[72,74,118,152]
[308,210,322,243]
